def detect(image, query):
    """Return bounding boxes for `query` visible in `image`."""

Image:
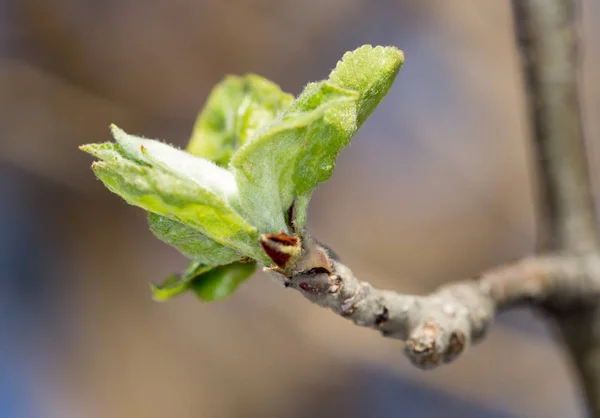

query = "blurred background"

[1,0,599,417]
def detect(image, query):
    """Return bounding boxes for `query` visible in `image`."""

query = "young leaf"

[110,125,238,203]
[231,82,359,233]
[187,74,294,166]
[190,261,256,301]
[329,45,403,127]
[82,141,247,265]
[152,260,255,303]
[89,159,265,261]
[148,213,243,265]
[230,45,403,233]
[151,261,213,301]
[80,142,142,164]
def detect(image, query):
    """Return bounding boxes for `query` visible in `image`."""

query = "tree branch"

[511,1,600,415]
[512,0,598,253]
[267,246,600,369]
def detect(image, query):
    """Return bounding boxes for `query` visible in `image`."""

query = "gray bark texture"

[264,0,600,415]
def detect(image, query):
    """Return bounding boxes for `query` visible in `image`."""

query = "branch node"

[375,306,390,326]
[443,330,467,363]
[405,320,441,369]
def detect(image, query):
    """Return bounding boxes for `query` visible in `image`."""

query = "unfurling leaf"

[231,45,403,232]
[151,262,213,301]
[110,125,238,202]
[190,261,256,301]
[90,159,262,255]
[152,260,256,301]
[231,82,358,233]
[81,128,266,262]
[329,45,403,127]
[187,74,294,166]
[148,213,242,265]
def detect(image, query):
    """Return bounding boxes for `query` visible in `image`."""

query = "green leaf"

[151,261,213,301]
[230,45,402,233]
[110,125,238,203]
[329,45,403,127]
[152,260,256,302]
[80,142,140,164]
[148,213,242,265]
[187,74,294,166]
[231,82,358,233]
[82,140,250,265]
[190,261,256,301]
[89,157,266,261]
[293,192,311,231]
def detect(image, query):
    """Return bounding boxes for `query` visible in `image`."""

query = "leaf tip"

[109,123,128,141]
[150,283,170,302]
[329,44,404,126]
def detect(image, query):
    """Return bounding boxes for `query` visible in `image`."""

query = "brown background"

[1,1,599,417]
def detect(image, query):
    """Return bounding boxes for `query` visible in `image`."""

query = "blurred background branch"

[512,0,600,415]
[513,0,598,253]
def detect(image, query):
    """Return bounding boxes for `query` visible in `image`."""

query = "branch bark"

[511,0,600,415]
[512,0,598,253]
[267,250,600,369]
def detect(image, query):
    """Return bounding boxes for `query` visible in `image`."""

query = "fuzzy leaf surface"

[187,74,294,166]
